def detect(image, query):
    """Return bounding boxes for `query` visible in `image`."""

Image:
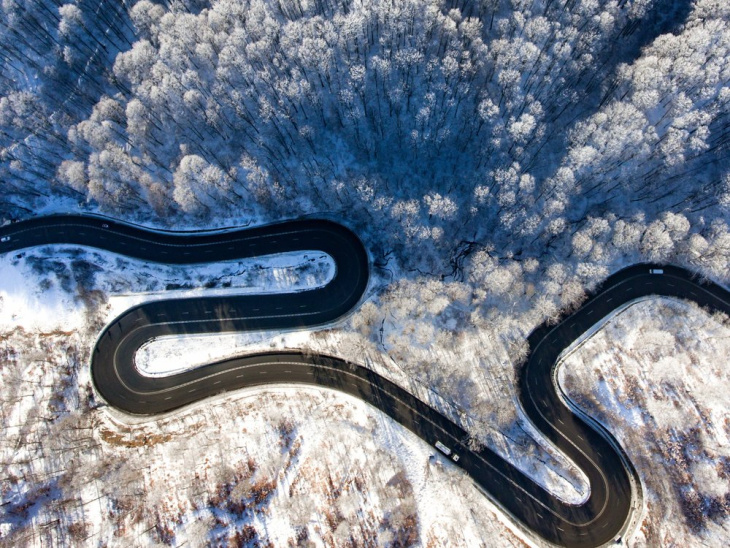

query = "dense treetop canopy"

[1,0,729,277]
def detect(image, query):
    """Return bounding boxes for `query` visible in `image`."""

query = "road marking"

[19,218,684,538]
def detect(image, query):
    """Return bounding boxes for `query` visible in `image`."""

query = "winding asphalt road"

[1,215,729,547]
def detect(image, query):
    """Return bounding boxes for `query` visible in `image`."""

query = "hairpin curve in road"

[2,215,728,547]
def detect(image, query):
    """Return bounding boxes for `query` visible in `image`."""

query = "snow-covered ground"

[560,298,730,546]
[2,0,730,544]
[0,251,86,333]
[0,246,334,334]
[137,331,315,377]
[0,314,532,546]
[1,244,729,546]
[91,387,535,547]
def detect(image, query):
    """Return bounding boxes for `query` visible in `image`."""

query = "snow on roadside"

[298,327,592,507]
[4,240,727,545]
[0,252,86,332]
[136,331,314,376]
[560,297,730,546]
[105,250,334,319]
[92,383,537,547]
[0,246,333,335]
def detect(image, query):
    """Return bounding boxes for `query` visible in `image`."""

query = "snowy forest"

[1,0,730,545]
[2,0,729,272]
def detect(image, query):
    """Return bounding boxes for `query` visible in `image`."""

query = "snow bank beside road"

[0,247,334,335]
[0,252,86,332]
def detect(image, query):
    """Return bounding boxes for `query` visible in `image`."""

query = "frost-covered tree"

[3,7,730,535]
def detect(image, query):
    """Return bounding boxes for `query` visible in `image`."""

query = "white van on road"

[435,441,451,456]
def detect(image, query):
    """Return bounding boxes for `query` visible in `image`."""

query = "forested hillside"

[1,0,730,545]
[3,0,729,272]
[3,0,730,374]
[5,0,726,434]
